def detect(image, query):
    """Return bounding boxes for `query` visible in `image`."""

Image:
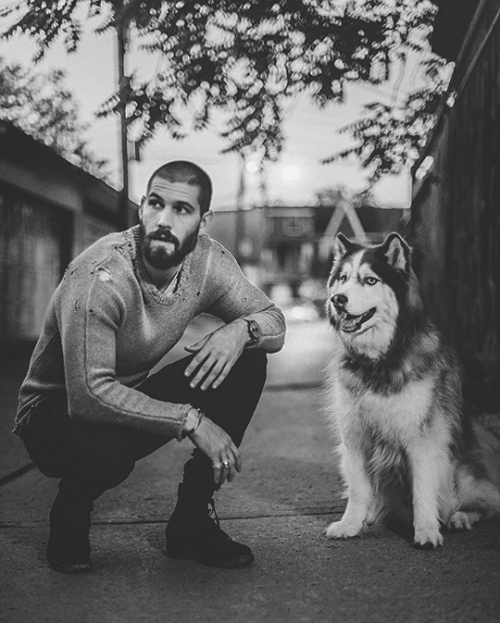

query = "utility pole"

[117,23,130,229]
[235,152,246,264]
[259,158,269,207]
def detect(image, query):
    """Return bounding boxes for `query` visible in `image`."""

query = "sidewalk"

[1,318,500,623]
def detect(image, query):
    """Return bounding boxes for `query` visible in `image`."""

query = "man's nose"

[157,207,173,228]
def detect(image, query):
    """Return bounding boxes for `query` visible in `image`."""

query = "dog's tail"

[456,421,500,517]
[456,466,500,518]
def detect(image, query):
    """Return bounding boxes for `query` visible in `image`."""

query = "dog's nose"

[332,294,348,310]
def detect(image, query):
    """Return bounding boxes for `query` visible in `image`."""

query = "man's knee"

[234,349,268,385]
[219,349,267,408]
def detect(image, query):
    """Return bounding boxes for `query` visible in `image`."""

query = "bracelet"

[181,408,204,439]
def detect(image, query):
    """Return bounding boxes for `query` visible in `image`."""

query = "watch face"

[247,319,261,342]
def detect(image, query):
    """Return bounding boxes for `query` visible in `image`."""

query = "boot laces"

[204,499,233,542]
[208,499,220,526]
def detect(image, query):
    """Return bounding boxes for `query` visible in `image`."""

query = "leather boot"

[46,486,92,573]
[166,481,254,568]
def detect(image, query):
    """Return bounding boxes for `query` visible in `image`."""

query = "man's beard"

[141,225,200,269]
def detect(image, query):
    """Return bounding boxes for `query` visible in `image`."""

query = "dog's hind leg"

[326,443,373,539]
[446,510,482,531]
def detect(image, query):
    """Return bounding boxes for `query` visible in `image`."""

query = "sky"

[0,4,430,210]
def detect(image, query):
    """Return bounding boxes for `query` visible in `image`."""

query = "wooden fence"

[411,1,500,411]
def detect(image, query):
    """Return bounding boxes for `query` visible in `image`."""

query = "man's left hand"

[184,320,248,390]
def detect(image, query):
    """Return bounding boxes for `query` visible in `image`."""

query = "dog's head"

[327,232,417,358]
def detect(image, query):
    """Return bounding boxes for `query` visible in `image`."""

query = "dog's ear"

[379,233,411,272]
[334,233,354,260]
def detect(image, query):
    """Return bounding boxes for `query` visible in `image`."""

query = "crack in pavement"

[0,507,346,528]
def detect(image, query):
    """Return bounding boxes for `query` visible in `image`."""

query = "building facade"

[209,202,406,298]
[0,122,136,343]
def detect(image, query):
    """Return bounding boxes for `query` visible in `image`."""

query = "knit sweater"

[15,226,286,440]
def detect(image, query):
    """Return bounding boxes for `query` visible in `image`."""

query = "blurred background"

[0,0,499,449]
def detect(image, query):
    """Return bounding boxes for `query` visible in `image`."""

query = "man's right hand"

[189,416,241,485]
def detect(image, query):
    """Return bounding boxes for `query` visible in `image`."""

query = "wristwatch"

[244,319,262,345]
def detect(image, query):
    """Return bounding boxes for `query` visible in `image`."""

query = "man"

[14,160,286,573]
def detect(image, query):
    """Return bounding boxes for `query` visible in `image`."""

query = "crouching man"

[14,160,286,572]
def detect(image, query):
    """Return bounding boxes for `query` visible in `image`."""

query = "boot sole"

[47,557,92,573]
[166,547,255,569]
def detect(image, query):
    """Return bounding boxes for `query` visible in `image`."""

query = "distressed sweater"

[15,226,286,440]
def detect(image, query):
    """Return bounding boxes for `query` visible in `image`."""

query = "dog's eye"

[338,274,347,283]
[365,276,379,286]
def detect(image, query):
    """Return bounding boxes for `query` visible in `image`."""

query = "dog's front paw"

[325,520,363,539]
[413,526,443,549]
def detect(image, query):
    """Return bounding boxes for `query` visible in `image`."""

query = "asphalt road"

[1,317,500,623]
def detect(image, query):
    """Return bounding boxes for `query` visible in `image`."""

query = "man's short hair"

[146,160,213,215]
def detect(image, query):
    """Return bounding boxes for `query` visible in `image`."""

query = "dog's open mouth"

[338,308,376,333]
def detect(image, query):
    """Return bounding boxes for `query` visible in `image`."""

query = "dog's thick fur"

[324,232,500,548]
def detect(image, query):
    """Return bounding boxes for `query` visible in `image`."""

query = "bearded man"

[14,160,286,573]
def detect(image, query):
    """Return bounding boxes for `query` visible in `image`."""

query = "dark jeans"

[21,350,267,506]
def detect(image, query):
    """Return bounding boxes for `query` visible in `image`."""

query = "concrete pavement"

[1,317,500,623]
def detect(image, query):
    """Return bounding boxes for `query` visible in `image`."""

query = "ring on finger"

[221,460,231,469]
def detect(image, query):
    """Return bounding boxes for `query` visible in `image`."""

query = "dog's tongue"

[340,315,362,333]
[338,308,376,333]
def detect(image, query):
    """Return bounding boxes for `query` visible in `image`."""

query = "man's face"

[139,176,210,270]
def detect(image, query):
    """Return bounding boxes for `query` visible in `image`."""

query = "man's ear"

[199,210,213,233]
[138,196,146,221]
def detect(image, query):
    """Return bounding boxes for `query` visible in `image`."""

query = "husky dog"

[324,232,500,549]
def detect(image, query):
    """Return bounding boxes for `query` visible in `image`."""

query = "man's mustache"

[148,228,179,247]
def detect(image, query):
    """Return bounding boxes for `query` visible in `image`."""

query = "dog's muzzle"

[331,306,376,335]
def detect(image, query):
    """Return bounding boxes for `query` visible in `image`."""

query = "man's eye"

[365,276,379,286]
[149,199,162,209]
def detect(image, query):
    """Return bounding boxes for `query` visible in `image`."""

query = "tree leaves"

[0,55,109,177]
[1,0,443,173]
[322,55,451,183]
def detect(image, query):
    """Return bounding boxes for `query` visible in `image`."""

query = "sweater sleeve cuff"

[174,409,190,441]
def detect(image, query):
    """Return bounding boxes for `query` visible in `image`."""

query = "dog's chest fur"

[326,350,436,444]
